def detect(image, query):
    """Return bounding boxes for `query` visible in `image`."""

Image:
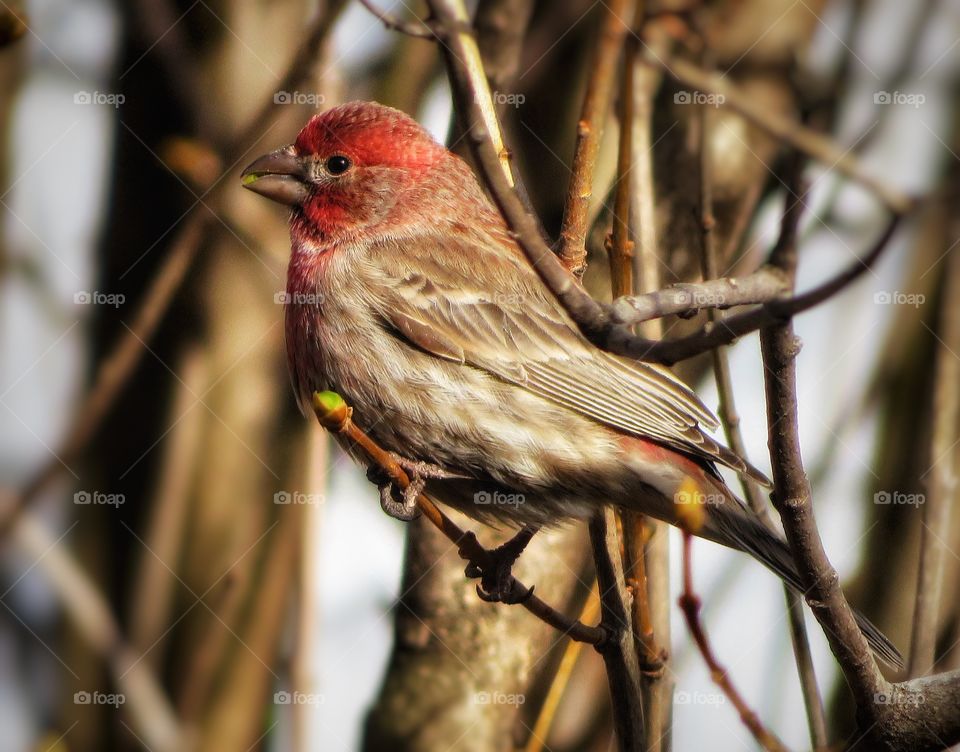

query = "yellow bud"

[674,476,706,533]
[312,391,349,429]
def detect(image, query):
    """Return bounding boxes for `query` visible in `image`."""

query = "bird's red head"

[242,101,449,244]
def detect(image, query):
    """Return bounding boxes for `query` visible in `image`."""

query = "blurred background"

[0,0,958,750]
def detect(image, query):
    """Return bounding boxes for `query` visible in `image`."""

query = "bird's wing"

[369,234,768,483]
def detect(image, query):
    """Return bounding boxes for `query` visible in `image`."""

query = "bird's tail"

[700,492,903,670]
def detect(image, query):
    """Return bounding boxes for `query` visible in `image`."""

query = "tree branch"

[694,92,828,749]
[679,526,790,752]
[759,168,889,714]
[557,0,634,275]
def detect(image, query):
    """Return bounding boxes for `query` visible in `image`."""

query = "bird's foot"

[463,525,539,604]
[366,456,455,522]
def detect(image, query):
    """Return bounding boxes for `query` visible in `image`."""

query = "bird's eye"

[326,155,352,176]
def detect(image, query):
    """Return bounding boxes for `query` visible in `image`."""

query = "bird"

[241,100,902,668]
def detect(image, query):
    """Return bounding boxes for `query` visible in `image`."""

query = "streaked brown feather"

[369,234,770,486]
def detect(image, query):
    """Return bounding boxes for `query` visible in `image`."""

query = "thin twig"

[310,391,606,645]
[609,19,664,676]
[557,0,634,275]
[619,10,674,751]
[678,527,791,752]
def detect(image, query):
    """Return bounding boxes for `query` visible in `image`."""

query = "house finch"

[242,101,901,667]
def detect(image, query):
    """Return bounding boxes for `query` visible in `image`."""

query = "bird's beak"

[241,145,309,206]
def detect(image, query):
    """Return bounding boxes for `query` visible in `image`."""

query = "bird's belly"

[293,310,627,508]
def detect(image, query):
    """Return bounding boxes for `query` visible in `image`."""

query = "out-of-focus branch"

[473,0,535,97]
[641,51,915,215]
[357,0,433,38]
[4,509,184,752]
[0,3,27,46]
[0,2,347,536]
[524,589,601,752]
[557,0,634,276]
[311,391,606,645]
[909,246,960,675]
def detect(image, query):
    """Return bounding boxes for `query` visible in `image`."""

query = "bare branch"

[609,268,789,324]
[759,168,890,711]
[557,0,634,275]
[588,510,645,749]
[679,527,791,752]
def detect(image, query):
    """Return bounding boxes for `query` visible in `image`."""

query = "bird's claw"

[367,465,422,521]
[463,525,538,604]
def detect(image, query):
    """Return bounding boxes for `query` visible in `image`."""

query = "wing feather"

[369,234,768,483]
